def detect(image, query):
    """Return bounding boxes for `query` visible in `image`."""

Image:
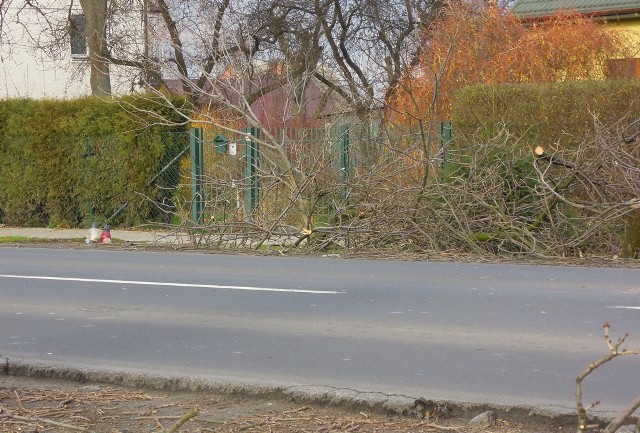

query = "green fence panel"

[245,127,260,215]
[191,127,204,224]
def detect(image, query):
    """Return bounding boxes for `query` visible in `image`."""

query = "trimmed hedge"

[0,96,189,227]
[452,80,640,149]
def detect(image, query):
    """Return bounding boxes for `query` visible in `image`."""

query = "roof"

[512,0,640,19]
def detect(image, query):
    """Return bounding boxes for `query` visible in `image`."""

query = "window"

[70,14,87,59]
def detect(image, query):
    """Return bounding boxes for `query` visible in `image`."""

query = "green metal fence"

[76,121,453,231]
[175,121,454,229]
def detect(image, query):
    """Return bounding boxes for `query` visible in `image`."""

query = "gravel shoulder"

[0,374,577,433]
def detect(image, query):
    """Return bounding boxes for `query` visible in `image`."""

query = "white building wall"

[0,49,90,99]
[0,0,145,99]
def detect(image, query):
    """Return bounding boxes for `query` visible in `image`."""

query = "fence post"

[444,121,453,145]
[190,127,204,224]
[436,121,453,164]
[443,121,452,164]
[245,127,260,215]
[340,125,350,200]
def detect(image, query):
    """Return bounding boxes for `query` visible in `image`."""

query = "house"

[0,0,151,99]
[0,1,353,130]
[0,1,356,135]
[164,61,356,134]
[0,2,86,98]
[512,0,640,78]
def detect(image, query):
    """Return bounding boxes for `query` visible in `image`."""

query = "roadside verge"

[1,356,581,432]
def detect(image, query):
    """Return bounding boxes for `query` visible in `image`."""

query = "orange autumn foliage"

[389,0,636,128]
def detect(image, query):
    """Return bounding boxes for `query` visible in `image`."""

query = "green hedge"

[0,96,189,227]
[450,80,640,257]
[452,80,640,149]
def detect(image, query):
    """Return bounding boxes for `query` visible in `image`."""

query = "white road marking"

[607,306,640,310]
[0,274,344,295]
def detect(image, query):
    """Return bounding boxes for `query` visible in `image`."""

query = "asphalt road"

[1,247,639,413]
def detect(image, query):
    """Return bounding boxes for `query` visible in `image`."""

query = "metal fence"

[188,126,351,230]
[86,121,452,234]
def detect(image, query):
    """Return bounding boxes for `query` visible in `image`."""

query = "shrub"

[452,80,640,150]
[0,96,189,227]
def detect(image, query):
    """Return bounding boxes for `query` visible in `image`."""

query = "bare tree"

[258,0,444,121]
[79,0,111,96]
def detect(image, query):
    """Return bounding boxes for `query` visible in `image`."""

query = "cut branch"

[575,323,638,433]
[0,408,94,433]
[163,406,199,433]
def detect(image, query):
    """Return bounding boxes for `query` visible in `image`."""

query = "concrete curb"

[1,357,580,429]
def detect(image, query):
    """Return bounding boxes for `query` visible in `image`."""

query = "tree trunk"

[621,209,640,258]
[79,0,111,97]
